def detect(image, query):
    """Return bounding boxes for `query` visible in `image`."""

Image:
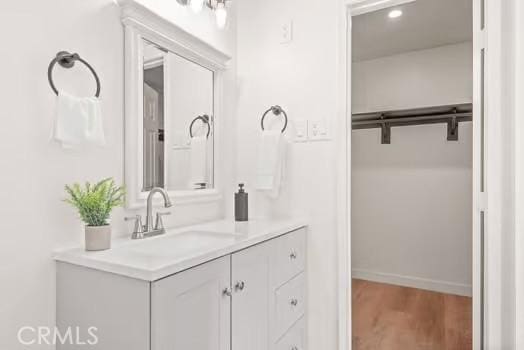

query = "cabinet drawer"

[275,273,305,339]
[276,317,306,350]
[272,228,306,287]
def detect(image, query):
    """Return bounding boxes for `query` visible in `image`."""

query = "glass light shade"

[215,3,227,29]
[191,0,205,13]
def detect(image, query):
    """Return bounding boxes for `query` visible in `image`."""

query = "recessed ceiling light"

[388,9,403,19]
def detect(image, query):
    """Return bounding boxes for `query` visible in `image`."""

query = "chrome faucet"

[125,187,172,239]
[145,187,173,232]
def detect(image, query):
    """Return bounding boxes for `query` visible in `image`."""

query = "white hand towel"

[256,130,287,198]
[189,136,208,188]
[52,90,105,148]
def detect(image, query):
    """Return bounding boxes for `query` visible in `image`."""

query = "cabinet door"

[151,256,231,350]
[232,241,272,350]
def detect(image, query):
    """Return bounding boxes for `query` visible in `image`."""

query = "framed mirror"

[121,1,231,208]
[142,40,214,192]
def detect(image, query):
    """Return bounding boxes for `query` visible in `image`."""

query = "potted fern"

[65,178,125,251]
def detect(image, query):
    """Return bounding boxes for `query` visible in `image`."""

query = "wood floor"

[352,279,472,350]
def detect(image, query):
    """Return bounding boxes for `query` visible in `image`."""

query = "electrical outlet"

[280,20,293,44]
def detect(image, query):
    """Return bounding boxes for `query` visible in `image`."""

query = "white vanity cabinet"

[151,256,231,350]
[231,240,272,350]
[56,226,307,350]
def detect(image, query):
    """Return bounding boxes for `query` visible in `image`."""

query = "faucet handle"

[125,215,144,239]
[155,212,171,231]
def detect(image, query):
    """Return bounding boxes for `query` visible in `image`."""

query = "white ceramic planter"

[85,225,111,251]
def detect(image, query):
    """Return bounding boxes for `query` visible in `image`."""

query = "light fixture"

[176,0,230,29]
[388,9,403,18]
[190,0,205,13]
[215,1,227,29]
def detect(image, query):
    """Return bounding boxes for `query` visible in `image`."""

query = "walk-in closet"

[351,0,473,348]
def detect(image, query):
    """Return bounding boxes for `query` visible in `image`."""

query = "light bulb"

[388,9,403,18]
[215,3,227,29]
[191,0,204,13]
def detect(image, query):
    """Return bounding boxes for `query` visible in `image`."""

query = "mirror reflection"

[142,40,214,192]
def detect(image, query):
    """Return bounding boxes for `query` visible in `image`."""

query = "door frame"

[516,1,524,347]
[336,0,505,349]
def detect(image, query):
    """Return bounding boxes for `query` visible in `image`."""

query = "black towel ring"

[48,51,101,97]
[261,105,288,133]
[189,115,211,138]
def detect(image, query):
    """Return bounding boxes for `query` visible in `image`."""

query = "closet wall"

[351,42,473,296]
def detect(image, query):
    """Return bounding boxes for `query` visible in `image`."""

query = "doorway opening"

[350,0,474,348]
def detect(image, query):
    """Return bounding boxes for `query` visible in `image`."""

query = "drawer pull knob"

[235,281,245,291]
[290,298,299,307]
[222,287,232,297]
[290,251,297,260]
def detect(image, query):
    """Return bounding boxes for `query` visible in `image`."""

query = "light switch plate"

[172,131,191,150]
[294,120,308,142]
[280,20,293,44]
[308,119,329,141]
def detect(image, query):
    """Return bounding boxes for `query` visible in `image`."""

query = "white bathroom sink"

[123,230,237,257]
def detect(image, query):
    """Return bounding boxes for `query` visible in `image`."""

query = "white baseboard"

[352,269,472,297]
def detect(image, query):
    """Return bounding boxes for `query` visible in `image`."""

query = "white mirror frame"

[119,0,231,209]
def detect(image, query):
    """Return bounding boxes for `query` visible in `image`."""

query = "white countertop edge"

[54,218,307,282]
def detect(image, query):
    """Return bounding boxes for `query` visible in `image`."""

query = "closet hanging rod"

[352,112,472,128]
[352,103,472,126]
[351,103,473,144]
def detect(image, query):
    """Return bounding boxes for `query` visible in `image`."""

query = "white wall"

[235,0,340,349]
[351,43,473,295]
[353,42,473,113]
[0,1,236,348]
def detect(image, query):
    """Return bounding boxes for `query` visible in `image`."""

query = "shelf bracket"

[447,115,459,141]
[381,123,391,144]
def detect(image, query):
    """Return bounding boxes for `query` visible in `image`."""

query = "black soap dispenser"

[235,183,248,222]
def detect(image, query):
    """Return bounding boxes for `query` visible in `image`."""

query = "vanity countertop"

[54,218,307,282]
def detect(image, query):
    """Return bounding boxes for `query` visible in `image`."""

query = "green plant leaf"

[64,178,126,227]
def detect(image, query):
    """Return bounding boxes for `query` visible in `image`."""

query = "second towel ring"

[48,51,101,97]
[261,105,288,133]
[189,115,211,138]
